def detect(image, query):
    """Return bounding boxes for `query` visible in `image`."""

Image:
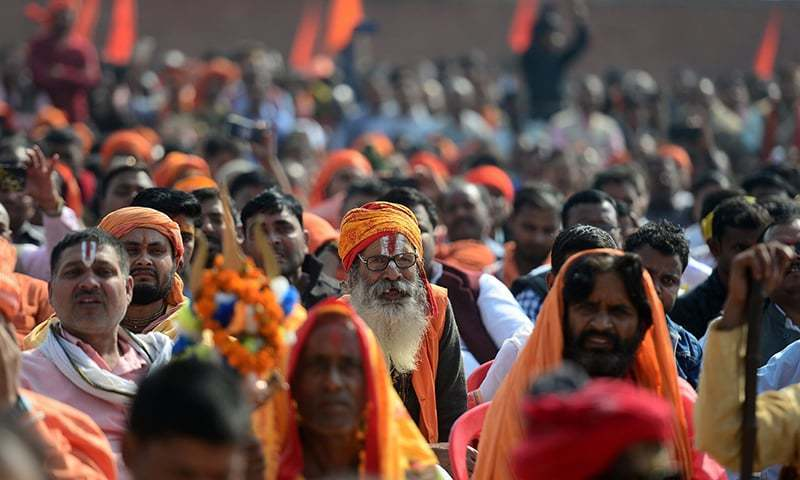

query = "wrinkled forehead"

[360,233,416,257]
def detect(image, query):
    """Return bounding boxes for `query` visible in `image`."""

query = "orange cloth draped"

[98,206,185,308]
[352,132,394,158]
[152,152,211,188]
[278,299,437,478]
[408,151,450,181]
[325,0,364,54]
[24,388,118,479]
[100,129,153,169]
[309,149,372,207]
[0,241,53,344]
[754,8,782,81]
[464,165,515,202]
[103,0,137,66]
[508,0,539,54]
[473,248,694,480]
[436,240,497,273]
[173,175,218,193]
[0,272,21,325]
[501,241,521,287]
[303,211,338,254]
[72,0,100,40]
[289,1,322,74]
[658,144,693,176]
[54,160,84,217]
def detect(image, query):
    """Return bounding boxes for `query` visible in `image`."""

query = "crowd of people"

[3,0,800,479]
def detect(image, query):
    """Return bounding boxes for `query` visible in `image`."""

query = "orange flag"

[325,0,364,54]
[72,0,100,40]
[104,0,137,66]
[290,1,322,73]
[753,8,781,80]
[508,0,539,54]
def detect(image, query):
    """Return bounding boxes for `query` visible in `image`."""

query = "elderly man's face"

[563,271,643,378]
[292,314,366,436]
[353,233,419,298]
[50,244,133,335]
[121,229,177,306]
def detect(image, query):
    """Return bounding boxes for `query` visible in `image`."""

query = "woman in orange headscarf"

[277,298,438,479]
[473,249,726,480]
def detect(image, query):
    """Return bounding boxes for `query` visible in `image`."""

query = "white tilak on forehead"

[81,239,97,268]
[380,235,390,256]
[394,235,406,255]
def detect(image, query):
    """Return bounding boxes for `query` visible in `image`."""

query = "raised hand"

[24,145,62,215]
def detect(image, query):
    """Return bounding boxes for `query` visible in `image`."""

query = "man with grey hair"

[338,201,466,443]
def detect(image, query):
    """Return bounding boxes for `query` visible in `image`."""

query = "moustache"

[577,330,622,352]
[368,278,415,297]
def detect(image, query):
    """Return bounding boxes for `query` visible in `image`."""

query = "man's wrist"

[40,196,64,217]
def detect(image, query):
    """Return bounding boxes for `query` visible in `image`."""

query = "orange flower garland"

[194,256,287,378]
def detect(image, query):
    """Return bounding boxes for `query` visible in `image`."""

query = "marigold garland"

[192,255,288,378]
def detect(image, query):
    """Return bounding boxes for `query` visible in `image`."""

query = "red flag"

[290,1,322,73]
[508,0,539,54]
[753,8,781,80]
[72,0,100,40]
[104,0,137,66]
[324,0,364,54]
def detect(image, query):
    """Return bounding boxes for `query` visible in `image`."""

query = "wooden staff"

[741,278,765,480]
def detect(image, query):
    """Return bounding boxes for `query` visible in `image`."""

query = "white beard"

[350,273,430,374]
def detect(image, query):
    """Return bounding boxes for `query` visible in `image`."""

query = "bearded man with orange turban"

[473,249,726,480]
[339,201,466,443]
[24,207,185,349]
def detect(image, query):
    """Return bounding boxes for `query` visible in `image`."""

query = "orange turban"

[309,149,372,206]
[338,201,438,319]
[512,379,675,480]
[658,144,692,175]
[100,130,154,170]
[152,152,211,188]
[0,273,21,324]
[98,207,185,306]
[173,175,218,193]
[409,151,450,180]
[473,249,693,480]
[353,132,394,158]
[464,165,515,202]
[303,212,339,254]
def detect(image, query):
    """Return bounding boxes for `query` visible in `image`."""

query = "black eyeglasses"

[357,252,418,272]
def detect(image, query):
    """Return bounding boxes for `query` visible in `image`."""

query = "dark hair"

[562,253,652,330]
[742,171,796,198]
[699,189,744,221]
[762,199,800,241]
[131,188,201,220]
[344,178,388,203]
[380,187,440,228]
[203,134,241,159]
[551,225,618,274]
[227,171,276,200]
[43,127,81,146]
[191,187,220,204]
[711,197,771,241]
[528,362,589,398]
[624,220,690,272]
[240,188,303,232]
[128,359,250,445]
[691,170,731,195]
[98,165,151,199]
[592,165,647,196]
[513,183,563,217]
[561,190,617,227]
[51,228,130,275]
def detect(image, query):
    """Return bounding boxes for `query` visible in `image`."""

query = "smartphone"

[224,114,269,143]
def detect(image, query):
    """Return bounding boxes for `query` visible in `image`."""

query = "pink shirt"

[20,330,148,459]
